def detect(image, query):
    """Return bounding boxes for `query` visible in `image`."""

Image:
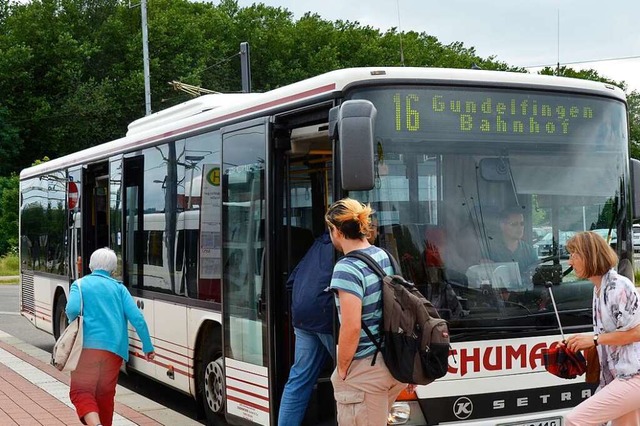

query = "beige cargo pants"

[331,355,406,426]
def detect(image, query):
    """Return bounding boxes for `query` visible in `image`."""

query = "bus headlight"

[387,401,411,425]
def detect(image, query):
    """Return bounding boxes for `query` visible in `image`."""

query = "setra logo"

[453,396,473,420]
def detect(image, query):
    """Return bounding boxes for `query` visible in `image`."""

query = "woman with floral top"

[564,231,640,426]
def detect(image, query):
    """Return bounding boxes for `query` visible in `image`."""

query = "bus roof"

[20,67,627,180]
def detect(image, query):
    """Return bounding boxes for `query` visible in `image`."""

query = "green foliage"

[1,0,521,173]
[32,156,50,166]
[628,91,640,159]
[539,66,624,88]
[531,195,547,226]
[594,199,616,229]
[1,0,635,174]
[0,106,22,175]
[0,175,18,255]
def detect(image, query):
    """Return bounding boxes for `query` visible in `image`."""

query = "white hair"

[89,247,117,273]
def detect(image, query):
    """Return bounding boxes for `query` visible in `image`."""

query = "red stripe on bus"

[128,351,194,378]
[226,385,269,402]
[129,337,192,359]
[129,343,191,368]
[227,364,268,379]
[129,345,189,368]
[225,373,268,390]
[227,395,269,413]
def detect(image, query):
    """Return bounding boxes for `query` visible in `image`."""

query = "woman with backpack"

[325,198,406,425]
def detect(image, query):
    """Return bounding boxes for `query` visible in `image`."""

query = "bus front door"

[273,122,336,425]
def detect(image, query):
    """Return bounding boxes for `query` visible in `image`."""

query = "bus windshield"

[350,85,629,339]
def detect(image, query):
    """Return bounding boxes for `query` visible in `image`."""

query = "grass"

[0,254,19,284]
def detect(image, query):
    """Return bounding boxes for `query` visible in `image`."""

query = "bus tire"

[197,342,225,425]
[53,293,68,341]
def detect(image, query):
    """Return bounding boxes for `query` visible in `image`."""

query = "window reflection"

[222,125,266,366]
[20,173,67,276]
[122,134,221,300]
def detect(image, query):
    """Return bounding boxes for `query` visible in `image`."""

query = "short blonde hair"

[566,231,618,278]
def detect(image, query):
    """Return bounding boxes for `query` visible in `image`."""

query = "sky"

[229,0,640,93]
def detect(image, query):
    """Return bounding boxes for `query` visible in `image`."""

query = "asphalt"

[0,329,202,425]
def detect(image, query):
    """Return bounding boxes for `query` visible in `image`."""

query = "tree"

[539,66,623,88]
[0,0,629,176]
[628,91,640,160]
[0,106,22,175]
[0,174,18,255]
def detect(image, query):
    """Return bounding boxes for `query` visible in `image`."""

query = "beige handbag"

[51,279,84,372]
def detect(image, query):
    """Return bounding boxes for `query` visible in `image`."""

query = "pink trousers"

[565,375,640,426]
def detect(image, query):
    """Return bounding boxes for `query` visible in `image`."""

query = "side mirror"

[632,158,640,220]
[329,100,376,191]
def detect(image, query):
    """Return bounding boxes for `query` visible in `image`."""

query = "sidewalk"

[0,330,202,425]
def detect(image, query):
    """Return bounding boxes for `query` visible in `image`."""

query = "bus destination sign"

[355,87,625,145]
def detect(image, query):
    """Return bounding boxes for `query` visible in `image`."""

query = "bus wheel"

[53,294,68,340]
[197,344,225,425]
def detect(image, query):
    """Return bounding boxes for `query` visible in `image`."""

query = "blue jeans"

[278,328,335,426]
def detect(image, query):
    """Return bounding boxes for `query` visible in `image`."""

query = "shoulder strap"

[77,278,83,316]
[378,247,401,275]
[344,250,387,360]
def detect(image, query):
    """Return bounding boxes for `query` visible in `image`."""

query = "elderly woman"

[564,231,640,426]
[66,248,155,426]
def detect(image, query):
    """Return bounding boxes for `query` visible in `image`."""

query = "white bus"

[19,67,640,425]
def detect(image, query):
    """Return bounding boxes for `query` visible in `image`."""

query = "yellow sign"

[207,167,220,186]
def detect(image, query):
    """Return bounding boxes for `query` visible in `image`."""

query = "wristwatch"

[593,334,599,347]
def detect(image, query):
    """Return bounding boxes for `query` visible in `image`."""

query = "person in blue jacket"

[66,247,155,426]
[278,231,335,426]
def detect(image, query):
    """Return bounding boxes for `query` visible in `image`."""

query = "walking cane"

[542,281,587,379]
[545,281,566,342]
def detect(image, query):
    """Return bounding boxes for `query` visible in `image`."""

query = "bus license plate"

[497,417,562,426]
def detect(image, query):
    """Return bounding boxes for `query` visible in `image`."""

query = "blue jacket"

[288,232,335,334]
[66,270,154,361]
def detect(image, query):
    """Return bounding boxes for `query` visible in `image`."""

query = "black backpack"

[346,249,451,385]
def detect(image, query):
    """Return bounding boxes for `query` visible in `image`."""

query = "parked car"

[633,225,640,252]
[533,231,576,257]
[532,226,551,243]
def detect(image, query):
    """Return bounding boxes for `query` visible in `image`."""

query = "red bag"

[542,341,587,379]
[541,283,587,380]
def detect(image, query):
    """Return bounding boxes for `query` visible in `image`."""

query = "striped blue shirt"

[330,246,393,359]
